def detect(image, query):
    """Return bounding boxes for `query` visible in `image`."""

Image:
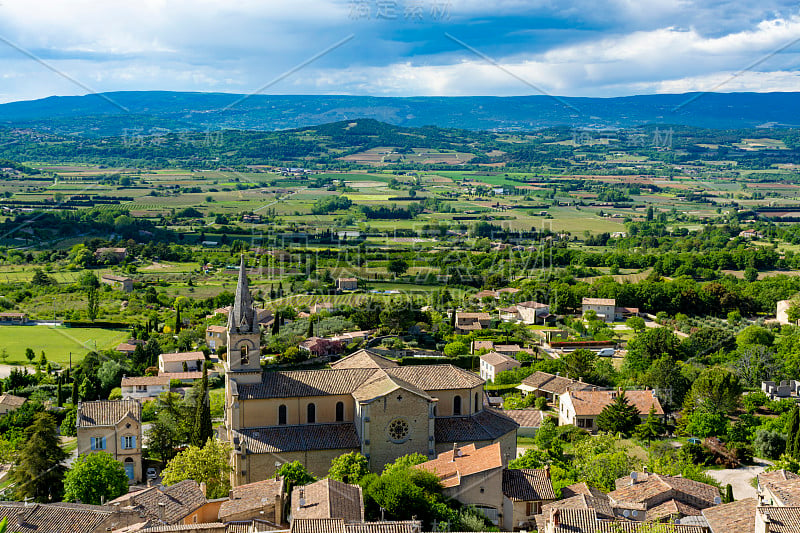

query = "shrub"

[754,429,787,460]
[534,396,548,410]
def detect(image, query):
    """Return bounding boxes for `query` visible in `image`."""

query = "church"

[223,259,518,486]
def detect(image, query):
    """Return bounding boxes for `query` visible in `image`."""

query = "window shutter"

[101,437,106,449]
[121,436,125,449]
[90,437,95,450]
[132,436,137,449]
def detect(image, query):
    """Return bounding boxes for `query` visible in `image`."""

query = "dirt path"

[0,364,34,379]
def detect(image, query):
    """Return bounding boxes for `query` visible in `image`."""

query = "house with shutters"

[76,399,143,482]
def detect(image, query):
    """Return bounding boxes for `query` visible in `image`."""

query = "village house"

[558,389,663,433]
[290,478,363,523]
[115,339,144,356]
[502,468,557,531]
[120,375,170,400]
[607,471,720,521]
[158,351,206,374]
[480,351,522,382]
[535,508,705,533]
[502,409,546,438]
[0,393,26,416]
[109,479,219,527]
[416,442,506,528]
[514,301,551,324]
[289,518,422,533]
[299,337,344,357]
[206,325,227,350]
[95,247,128,262]
[310,302,336,314]
[222,259,518,485]
[757,470,800,506]
[517,371,595,404]
[494,344,535,357]
[455,311,492,333]
[217,477,285,525]
[336,278,358,291]
[101,273,134,293]
[581,297,639,323]
[0,501,142,533]
[76,399,143,482]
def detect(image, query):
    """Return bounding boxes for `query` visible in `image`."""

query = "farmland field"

[0,326,130,365]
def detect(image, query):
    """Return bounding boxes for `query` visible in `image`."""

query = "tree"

[787,406,800,459]
[724,483,735,503]
[626,316,646,333]
[63,452,128,505]
[634,406,665,442]
[31,269,53,286]
[690,367,743,415]
[146,413,181,462]
[60,407,77,437]
[190,365,213,447]
[744,266,758,283]
[174,304,182,334]
[387,259,409,278]
[624,328,681,375]
[596,391,640,436]
[24,348,35,364]
[361,465,455,527]
[8,413,66,502]
[161,439,232,499]
[684,409,728,438]
[71,378,78,405]
[642,356,689,412]
[277,460,316,492]
[306,318,314,338]
[754,429,787,460]
[328,452,370,484]
[735,346,778,388]
[443,340,469,358]
[737,325,774,348]
[562,349,596,381]
[86,286,99,322]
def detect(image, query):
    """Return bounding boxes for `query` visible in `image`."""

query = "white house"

[558,389,663,434]
[581,298,616,322]
[120,376,170,400]
[516,301,550,324]
[158,351,205,374]
[480,351,522,382]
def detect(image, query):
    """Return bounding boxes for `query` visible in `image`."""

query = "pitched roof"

[352,372,433,403]
[757,506,800,533]
[502,409,545,428]
[0,501,118,533]
[121,376,170,387]
[291,518,345,533]
[542,485,616,519]
[502,469,556,501]
[225,519,284,533]
[77,399,141,427]
[237,365,482,401]
[346,522,420,533]
[566,390,663,417]
[159,351,205,362]
[702,498,756,533]
[536,508,705,533]
[582,298,616,306]
[608,473,717,510]
[159,371,204,380]
[647,498,702,520]
[759,469,800,488]
[207,325,227,333]
[434,409,519,443]
[521,371,594,395]
[0,394,26,409]
[218,478,284,522]
[416,442,503,488]
[234,423,361,454]
[110,480,207,524]
[144,523,226,532]
[330,350,398,370]
[291,479,363,522]
[764,477,800,506]
[480,351,520,367]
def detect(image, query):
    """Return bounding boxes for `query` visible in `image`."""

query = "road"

[704,459,770,500]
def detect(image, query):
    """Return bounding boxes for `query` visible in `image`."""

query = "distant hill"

[1,91,799,136]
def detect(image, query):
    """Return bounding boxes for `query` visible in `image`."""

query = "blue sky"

[0,0,799,103]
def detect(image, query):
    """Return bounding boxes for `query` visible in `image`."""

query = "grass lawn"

[0,326,130,365]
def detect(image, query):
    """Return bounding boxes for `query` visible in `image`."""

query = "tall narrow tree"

[71,379,78,406]
[787,406,799,458]
[191,365,213,447]
[174,304,181,333]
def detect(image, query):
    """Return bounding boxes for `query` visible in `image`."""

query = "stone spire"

[228,255,256,333]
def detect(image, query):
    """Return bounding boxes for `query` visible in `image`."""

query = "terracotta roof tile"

[330,350,398,370]
[480,351,520,367]
[608,473,717,511]
[225,519,284,532]
[218,478,284,522]
[346,522,420,533]
[502,469,556,501]
[0,394,26,409]
[566,390,663,417]
[434,409,518,443]
[757,506,800,533]
[235,424,361,454]
[0,501,121,533]
[290,518,345,533]
[582,298,616,306]
[291,479,363,522]
[77,399,141,427]
[121,376,170,387]
[416,443,502,488]
[702,498,756,533]
[502,409,545,428]
[160,351,205,363]
[520,372,594,396]
[111,479,207,524]
[764,477,800,506]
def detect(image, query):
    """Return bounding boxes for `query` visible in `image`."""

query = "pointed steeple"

[228,255,256,333]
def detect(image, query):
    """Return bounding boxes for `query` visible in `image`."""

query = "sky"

[0,0,799,103]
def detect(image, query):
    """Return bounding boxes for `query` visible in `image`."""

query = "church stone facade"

[223,258,518,486]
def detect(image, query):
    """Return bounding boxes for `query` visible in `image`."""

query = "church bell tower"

[225,256,262,375]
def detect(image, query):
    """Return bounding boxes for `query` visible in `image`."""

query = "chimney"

[16,510,26,527]
[550,508,560,528]
[200,482,207,497]
[228,489,234,500]
[452,442,458,461]
[157,502,166,522]
[544,465,551,479]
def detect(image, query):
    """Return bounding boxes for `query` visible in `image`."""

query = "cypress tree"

[724,484,734,503]
[174,305,181,333]
[56,376,63,408]
[787,406,799,458]
[271,312,280,336]
[307,318,314,338]
[191,365,213,447]
[71,379,78,405]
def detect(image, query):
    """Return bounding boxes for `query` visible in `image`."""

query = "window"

[90,437,106,450]
[475,393,479,412]
[453,395,462,416]
[240,345,249,365]
[307,403,316,424]
[585,419,593,428]
[336,401,345,422]
[121,436,137,449]
[278,405,287,425]
[387,418,410,443]
[577,419,585,428]
[526,501,542,515]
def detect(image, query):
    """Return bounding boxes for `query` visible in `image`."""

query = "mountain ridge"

[1,91,799,136]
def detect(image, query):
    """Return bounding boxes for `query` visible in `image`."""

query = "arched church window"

[240,345,249,365]
[336,401,344,422]
[454,395,462,415]
[278,405,287,425]
[307,403,316,424]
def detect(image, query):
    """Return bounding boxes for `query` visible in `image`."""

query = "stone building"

[222,258,518,486]
[76,399,143,482]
